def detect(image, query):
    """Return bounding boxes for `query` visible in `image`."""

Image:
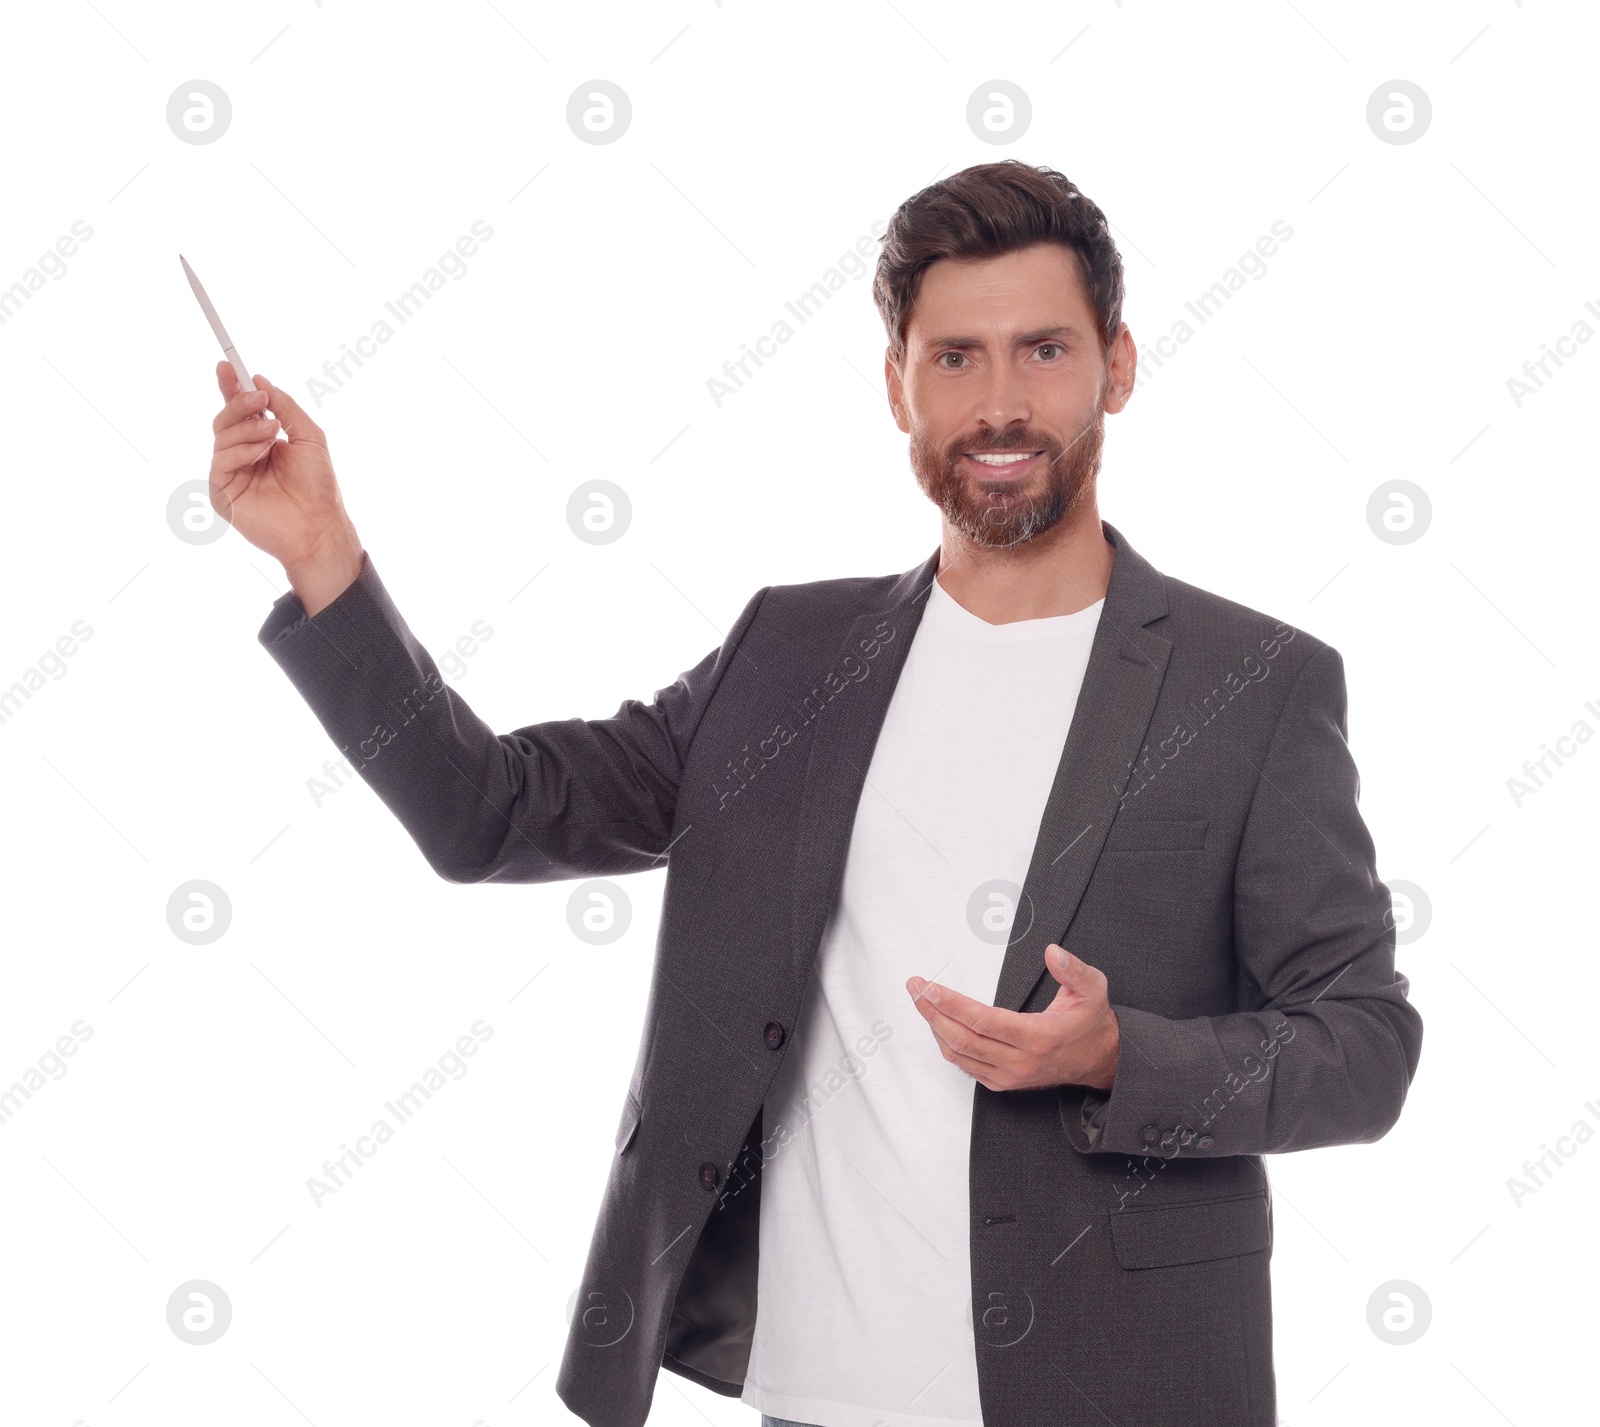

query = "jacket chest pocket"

[1102,816,1210,854]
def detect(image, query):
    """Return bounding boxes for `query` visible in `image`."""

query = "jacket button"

[764,1020,786,1049]
[1196,1135,1215,1151]
[1139,1123,1161,1146]
[698,1160,720,1190]
[1176,1124,1196,1147]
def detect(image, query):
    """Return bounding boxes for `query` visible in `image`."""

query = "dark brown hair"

[872,160,1125,366]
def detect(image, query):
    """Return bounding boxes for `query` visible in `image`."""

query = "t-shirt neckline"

[926,572,1105,642]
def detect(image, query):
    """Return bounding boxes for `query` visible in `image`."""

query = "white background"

[0,1,1594,1423]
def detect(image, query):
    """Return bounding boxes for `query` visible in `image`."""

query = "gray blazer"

[259,520,1422,1427]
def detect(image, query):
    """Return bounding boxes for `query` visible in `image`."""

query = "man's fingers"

[919,983,1014,1042]
[259,377,325,446]
[1046,946,1108,1006]
[215,416,280,451]
[212,437,275,476]
[914,994,1020,1069]
[213,383,268,435]
[928,1016,1016,1072]
[943,1045,1010,1089]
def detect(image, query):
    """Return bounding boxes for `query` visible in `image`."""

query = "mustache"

[951,430,1053,454]
[947,423,1097,470]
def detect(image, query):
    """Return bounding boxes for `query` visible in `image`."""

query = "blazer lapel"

[992,521,1172,1013]
[787,547,940,977]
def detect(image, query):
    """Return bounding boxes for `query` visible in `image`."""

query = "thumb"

[258,375,326,446]
[1045,943,1086,993]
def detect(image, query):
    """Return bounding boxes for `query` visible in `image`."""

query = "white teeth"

[971,451,1037,466]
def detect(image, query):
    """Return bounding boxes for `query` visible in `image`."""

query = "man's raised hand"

[208,360,363,616]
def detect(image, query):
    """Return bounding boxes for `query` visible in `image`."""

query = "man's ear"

[884,348,910,434]
[1102,323,1136,416]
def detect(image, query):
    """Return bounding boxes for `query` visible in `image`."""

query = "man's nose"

[972,361,1032,432]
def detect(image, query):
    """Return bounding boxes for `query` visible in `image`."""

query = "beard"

[909,399,1105,549]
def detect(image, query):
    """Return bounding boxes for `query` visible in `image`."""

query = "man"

[213,160,1422,1427]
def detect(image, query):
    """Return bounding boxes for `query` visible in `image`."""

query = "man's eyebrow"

[922,324,1084,350]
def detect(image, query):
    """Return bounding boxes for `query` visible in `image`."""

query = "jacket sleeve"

[258,550,768,884]
[1060,641,1423,1159]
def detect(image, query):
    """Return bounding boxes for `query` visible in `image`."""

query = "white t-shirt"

[740,572,1104,1427]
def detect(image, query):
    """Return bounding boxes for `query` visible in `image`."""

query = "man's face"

[885,242,1132,549]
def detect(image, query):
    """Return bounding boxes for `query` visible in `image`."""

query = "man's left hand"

[907,943,1120,1092]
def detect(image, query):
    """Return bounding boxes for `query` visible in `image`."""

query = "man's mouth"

[962,449,1043,477]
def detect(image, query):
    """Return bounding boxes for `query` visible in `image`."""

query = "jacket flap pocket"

[1110,1192,1270,1270]
[614,1091,642,1155]
[1103,816,1209,853]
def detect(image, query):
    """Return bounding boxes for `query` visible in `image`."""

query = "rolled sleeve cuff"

[1058,1003,1247,1159]
[258,549,376,651]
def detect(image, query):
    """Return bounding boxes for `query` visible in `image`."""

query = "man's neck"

[934,504,1115,625]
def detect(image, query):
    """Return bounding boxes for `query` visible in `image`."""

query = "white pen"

[179,254,256,392]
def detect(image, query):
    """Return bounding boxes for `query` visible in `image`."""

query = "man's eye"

[939,352,966,368]
[1035,343,1062,360]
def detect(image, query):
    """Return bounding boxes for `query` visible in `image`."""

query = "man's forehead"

[909,244,1089,343]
